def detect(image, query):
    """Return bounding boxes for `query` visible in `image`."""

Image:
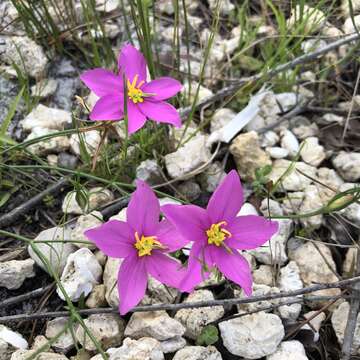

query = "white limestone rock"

[45,317,77,353]
[343,247,358,276]
[301,311,326,342]
[287,5,326,33]
[282,192,305,215]
[238,202,258,216]
[210,108,236,133]
[175,290,224,340]
[30,336,52,351]
[85,284,107,308]
[197,162,226,192]
[338,183,360,227]
[0,36,48,78]
[343,14,360,34]
[183,81,213,104]
[333,152,360,181]
[298,185,323,229]
[103,257,122,307]
[57,248,102,302]
[62,187,114,215]
[70,211,103,249]
[141,276,178,305]
[159,336,186,354]
[235,283,280,313]
[28,226,76,275]
[267,340,308,360]
[300,137,325,167]
[173,345,222,360]
[230,131,271,181]
[10,350,68,360]
[249,215,292,266]
[293,123,319,140]
[109,337,164,360]
[288,240,340,308]
[31,78,58,98]
[260,131,280,147]
[280,129,299,158]
[253,265,274,286]
[0,259,35,290]
[125,311,185,341]
[20,105,70,132]
[26,127,70,155]
[70,130,102,156]
[0,325,28,351]
[277,261,303,321]
[332,301,360,355]
[136,159,162,185]
[76,314,125,351]
[316,167,344,203]
[219,312,284,359]
[266,147,289,159]
[165,134,211,179]
[268,160,317,191]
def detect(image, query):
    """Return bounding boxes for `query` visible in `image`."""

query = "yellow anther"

[127,74,145,104]
[206,221,232,247]
[134,232,164,257]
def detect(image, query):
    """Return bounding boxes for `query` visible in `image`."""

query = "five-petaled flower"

[161,170,278,295]
[80,44,182,134]
[85,180,188,315]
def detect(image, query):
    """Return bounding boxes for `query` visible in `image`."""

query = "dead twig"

[0,177,70,228]
[179,33,360,119]
[0,284,54,308]
[1,276,360,323]
[341,248,360,360]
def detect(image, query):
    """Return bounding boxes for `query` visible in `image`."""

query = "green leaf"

[237,55,264,72]
[0,192,11,208]
[75,188,89,212]
[196,325,219,346]
[0,134,18,146]
[0,86,25,140]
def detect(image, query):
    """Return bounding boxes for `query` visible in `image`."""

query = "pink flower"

[80,44,182,134]
[161,170,278,295]
[85,180,188,314]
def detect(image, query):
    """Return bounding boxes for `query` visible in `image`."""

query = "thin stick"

[0,177,69,228]
[1,276,360,323]
[0,284,54,308]
[341,248,360,360]
[179,33,360,119]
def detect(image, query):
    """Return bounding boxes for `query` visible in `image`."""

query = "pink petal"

[118,44,147,83]
[127,101,147,133]
[155,219,190,252]
[127,180,160,236]
[179,241,210,292]
[80,69,123,97]
[211,246,252,296]
[85,220,136,258]
[90,94,124,121]
[161,204,210,243]
[118,255,148,315]
[145,252,184,288]
[207,170,243,223]
[138,100,181,127]
[142,77,182,101]
[226,216,279,250]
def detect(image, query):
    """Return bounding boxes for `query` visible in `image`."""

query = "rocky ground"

[1,0,360,359]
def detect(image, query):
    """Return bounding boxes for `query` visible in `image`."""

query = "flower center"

[134,231,164,257]
[127,74,145,104]
[206,221,232,247]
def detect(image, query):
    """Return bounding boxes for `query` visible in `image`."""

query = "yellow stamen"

[206,221,232,247]
[127,74,145,104]
[134,231,164,257]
